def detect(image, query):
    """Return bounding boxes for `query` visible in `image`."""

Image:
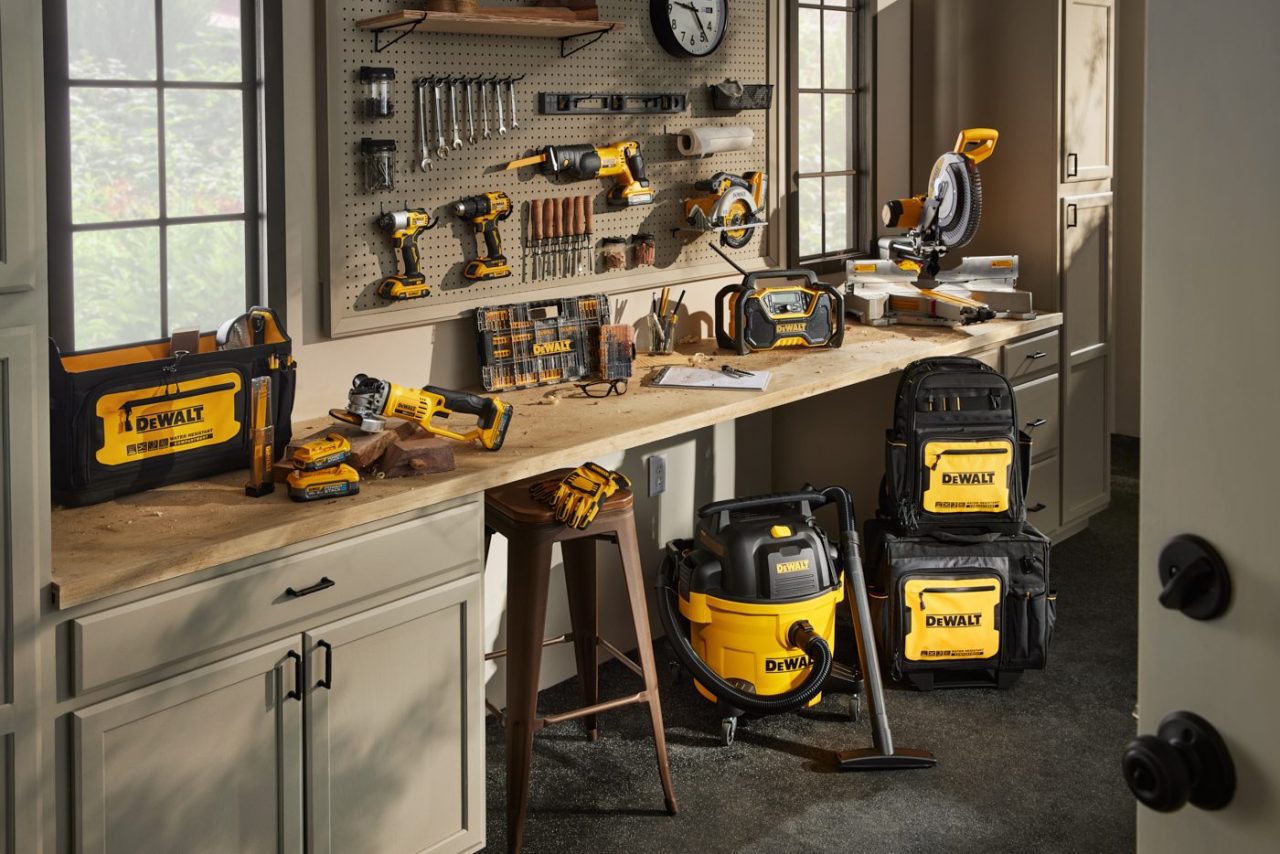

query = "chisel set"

[527,195,593,280]
[414,74,524,171]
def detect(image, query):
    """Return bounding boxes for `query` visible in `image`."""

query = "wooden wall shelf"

[356,10,622,55]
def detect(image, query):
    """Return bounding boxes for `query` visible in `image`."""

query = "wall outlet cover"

[648,454,667,497]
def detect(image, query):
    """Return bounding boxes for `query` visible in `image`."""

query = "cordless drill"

[452,192,512,281]
[330,373,514,451]
[504,141,654,207]
[376,208,436,300]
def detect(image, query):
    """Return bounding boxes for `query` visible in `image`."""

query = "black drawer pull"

[1028,503,1047,513]
[1027,350,1048,360]
[284,650,303,701]
[316,640,333,690]
[1026,418,1048,429]
[285,577,335,598]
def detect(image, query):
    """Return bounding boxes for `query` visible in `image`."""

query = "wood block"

[289,419,417,470]
[474,6,577,21]
[378,437,457,479]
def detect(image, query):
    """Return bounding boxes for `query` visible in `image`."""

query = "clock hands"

[674,1,710,42]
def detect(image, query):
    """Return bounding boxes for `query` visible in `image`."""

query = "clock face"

[651,0,728,58]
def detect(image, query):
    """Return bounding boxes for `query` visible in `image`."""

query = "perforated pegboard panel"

[320,0,775,337]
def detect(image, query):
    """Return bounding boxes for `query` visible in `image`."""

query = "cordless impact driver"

[504,141,654,206]
[330,374,514,452]
[376,208,436,300]
[452,192,513,281]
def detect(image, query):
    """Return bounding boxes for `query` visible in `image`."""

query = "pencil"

[670,289,686,322]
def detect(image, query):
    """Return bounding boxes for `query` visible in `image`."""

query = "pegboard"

[319,0,778,338]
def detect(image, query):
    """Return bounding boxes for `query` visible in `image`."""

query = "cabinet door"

[1063,354,1111,523]
[306,575,484,854]
[1061,0,1114,182]
[1062,192,1113,358]
[73,640,304,854]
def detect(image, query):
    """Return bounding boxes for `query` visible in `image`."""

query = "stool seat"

[486,468,635,526]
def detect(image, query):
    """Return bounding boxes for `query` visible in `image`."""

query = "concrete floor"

[484,442,1139,852]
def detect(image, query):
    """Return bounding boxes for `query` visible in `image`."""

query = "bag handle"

[926,530,1005,544]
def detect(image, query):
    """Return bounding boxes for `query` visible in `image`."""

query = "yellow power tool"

[682,171,768,248]
[504,141,654,207]
[330,373,513,451]
[376,208,437,300]
[452,192,512,281]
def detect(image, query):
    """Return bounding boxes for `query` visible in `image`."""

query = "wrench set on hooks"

[414,75,526,170]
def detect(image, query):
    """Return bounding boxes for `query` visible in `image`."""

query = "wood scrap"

[378,437,457,479]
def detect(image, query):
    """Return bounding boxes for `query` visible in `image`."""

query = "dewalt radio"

[715,268,845,356]
[330,373,513,451]
[659,486,936,769]
[504,141,654,207]
[376,208,437,300]
[453,192,512,281]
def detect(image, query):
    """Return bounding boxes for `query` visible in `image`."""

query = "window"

[789,1,864,267]
[45,0,260,351]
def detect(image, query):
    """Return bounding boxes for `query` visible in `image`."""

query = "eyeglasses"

[576,379,628,398]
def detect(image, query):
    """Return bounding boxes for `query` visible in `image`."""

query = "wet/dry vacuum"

[658,486,936,769]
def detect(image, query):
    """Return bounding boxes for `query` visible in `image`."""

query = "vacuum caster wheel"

[848,692,862,723]
[668,660,682,686]
[720,716,738,747]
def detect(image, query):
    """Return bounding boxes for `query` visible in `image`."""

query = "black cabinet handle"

[1122,711,1235,812]
[315,640,333,690]
[1066,204,1078,228]
[1027,350,1048,360]
[285,577,335,598]
[1157,534,1232,620]
[1028,503,1047,513]
[1026,418,1048,429]
[284,650,303,701]
[1066,152,1078,178]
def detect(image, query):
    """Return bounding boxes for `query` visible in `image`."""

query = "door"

[1061,0,1114,182]
[1134,0,1280,847]
[305,576,484,854]
[72,640,304,853]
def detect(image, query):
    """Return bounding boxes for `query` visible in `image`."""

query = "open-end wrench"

[480,79,492,140]
[416,79,431,171]
[464,79,476,145]
[432,78,448,159]
[495,79,507,136]
[449,79,463,150]
[508,75,520,131]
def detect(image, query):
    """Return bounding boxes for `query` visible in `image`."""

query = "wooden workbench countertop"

[50,314,1061,609]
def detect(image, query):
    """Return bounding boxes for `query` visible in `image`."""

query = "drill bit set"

[413,74,525,172]
[526,195,592,280]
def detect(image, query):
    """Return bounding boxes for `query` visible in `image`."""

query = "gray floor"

[485,442,1139,853]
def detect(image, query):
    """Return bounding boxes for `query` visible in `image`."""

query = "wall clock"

[650,1,728,58]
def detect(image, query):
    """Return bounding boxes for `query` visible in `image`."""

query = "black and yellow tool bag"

[49,308,296,507]
[882,357,1031,534]
[865,519,1055,690]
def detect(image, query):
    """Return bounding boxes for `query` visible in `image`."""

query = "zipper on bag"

[928,446,1011,470]
[121,381,237,431]
[918,584,997,610]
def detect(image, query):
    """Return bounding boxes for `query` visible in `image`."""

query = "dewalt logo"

[775,322,806,333]
[765,654,814,673]
[925,612,982,628]
[775,559,810,574]
[136,405,205,433]
[941,471,996,485]
[533,339,573,356]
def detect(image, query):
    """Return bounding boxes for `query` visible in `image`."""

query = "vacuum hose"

[658,552,834,716]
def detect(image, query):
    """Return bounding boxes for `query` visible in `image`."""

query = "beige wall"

[1113,0,1144,437]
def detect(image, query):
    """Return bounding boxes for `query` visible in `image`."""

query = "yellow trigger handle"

[954,128,998,164]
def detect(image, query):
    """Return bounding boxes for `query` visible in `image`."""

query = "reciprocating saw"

[330,374,513,451]
[376,208,437,300]
[504,141,654,206]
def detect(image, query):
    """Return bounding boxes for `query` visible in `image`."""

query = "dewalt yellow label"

[533,339,573,356]
[775,322,806,333]
[95,373,242,466]
[775,559,810,574]
[903,577,1001,661]
[922,439,1013,514]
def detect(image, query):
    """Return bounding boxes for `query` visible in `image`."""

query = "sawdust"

[535,389,565,406]
[687,352,712,367]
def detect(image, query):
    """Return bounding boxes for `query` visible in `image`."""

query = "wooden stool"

[485,470,677,853]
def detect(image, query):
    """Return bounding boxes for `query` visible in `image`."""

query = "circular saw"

[879,128,997,278]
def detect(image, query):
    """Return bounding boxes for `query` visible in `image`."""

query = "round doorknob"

[1158,534,1231,620]
[1122,711,1235,812]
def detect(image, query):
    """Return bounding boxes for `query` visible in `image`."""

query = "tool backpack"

[865,519,1055,690]
[881,356,1031,535]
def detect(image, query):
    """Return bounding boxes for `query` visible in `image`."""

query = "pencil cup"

[649,315,677,354]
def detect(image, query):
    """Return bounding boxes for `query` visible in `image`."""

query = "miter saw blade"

[928,152,983,250]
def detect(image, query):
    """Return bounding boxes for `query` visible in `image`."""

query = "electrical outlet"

[648,454,667,497]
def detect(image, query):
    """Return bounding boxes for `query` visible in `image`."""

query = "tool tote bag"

[881,356,1031,535]
[865,519,1055,691]
[49,308,296,507]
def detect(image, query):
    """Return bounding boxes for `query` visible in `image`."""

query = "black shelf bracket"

[559,23,615,58]
[372,17,423,54]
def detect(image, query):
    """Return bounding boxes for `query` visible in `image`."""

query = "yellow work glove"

[548,463,631,530]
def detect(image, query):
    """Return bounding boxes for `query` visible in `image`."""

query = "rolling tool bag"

[881,357,1031,535]
[865,519,1055,690]
[49,307,296,507]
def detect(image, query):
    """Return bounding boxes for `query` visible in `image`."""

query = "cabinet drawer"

[1026,456,1061,536]
[1014,374,1060,460]
[1003,331,1060,383]
[72,499,483,694]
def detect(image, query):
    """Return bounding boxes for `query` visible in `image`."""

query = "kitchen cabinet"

[1062,193,1113,358]
[1063,354,1111,521]
[1062,0,1115,182]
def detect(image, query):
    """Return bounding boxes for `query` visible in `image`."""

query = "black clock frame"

[650,0,729,58]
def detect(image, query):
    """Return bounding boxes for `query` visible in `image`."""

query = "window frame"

[787,0,871,273]
[43,0,263,351]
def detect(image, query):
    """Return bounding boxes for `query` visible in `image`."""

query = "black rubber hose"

[657,553,833,716]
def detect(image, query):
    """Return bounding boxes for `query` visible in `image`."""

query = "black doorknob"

[1122,711,1235,812]
[1157,534,1231,620]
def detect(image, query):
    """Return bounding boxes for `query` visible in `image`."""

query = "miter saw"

[847,128,1034,326]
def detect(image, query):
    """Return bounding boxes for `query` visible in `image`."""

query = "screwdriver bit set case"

[319,0,772,337]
